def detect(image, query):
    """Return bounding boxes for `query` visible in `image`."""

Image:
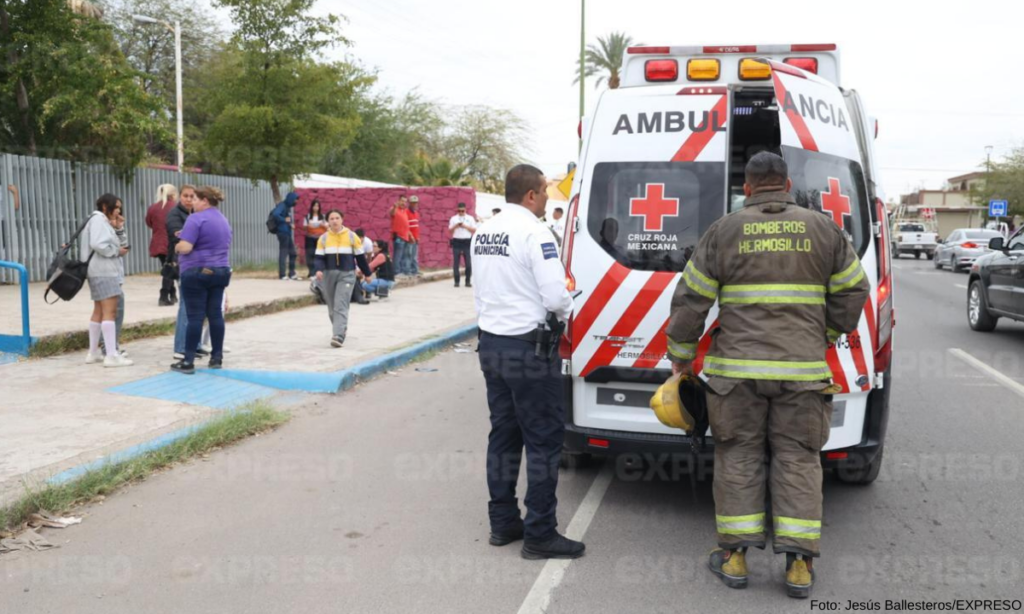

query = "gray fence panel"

[0,153,281,283]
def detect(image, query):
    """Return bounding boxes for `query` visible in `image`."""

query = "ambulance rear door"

[567,85,728,435]
[768,60,878,450]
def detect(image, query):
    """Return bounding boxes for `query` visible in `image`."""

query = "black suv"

[967,230,1024,331]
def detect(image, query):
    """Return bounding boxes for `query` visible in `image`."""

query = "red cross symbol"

[630,183,679,232]
[820,177,851,228]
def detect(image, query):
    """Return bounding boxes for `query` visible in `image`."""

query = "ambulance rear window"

[783,148,870,255]
[586,162,725,272]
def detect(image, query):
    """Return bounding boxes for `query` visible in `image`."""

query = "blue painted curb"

[206,323,479,393]
[44,323,478,486]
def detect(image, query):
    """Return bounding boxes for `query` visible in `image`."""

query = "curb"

[45,322,479,487]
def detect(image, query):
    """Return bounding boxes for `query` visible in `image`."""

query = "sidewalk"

[0,276,477,500]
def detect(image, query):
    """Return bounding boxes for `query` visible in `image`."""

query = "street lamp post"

[134,14,183,174]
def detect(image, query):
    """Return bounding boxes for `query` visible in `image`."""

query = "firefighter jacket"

[665,191,870,381]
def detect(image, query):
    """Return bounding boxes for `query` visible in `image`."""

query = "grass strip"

[28,295,318,359]
[0,402,289,533]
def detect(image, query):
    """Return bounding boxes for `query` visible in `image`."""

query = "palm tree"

[67,0,104,19]
[399,154,471,187]
[574,31,637,90]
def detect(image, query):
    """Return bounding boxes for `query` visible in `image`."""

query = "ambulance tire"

[835,447,884,485]
[560,451,593,469]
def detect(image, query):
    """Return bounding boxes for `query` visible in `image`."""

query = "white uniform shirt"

[548,217,565,239]
[449,214,476,240]
[361,237,374,256]
[472,203,574,336]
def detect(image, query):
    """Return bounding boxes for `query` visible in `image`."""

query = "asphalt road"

[2,256,1023,614]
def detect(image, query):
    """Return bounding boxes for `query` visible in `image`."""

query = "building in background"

[899,172,989,239]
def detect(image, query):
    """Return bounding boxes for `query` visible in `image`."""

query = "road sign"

[557,169,576,199]
[989,199,1008,217]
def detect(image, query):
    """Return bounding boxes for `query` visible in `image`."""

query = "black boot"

[158,290,172,307]
[521,534,585,560]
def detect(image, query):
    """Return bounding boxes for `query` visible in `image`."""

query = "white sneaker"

[280,276,289,281]
[199,345,213,354]
[85,352,103,365]
[173,352,185,360]
[103,354,134,368]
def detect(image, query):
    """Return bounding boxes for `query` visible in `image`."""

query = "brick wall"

[292,187,477,269]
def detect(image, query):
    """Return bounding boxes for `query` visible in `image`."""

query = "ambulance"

[560,44,893,484]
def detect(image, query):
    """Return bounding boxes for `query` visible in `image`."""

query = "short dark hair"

[492,208,501,215]
[95,193,120,214]
[355,228,365,237]
[505,164,545,204]
[554,207,564,214]
[457,202,466,208]
[745,152,789,190]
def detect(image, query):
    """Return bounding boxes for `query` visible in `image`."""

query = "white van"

[560,44,894,484]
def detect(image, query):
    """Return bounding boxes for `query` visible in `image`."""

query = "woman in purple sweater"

[171,186,233,374]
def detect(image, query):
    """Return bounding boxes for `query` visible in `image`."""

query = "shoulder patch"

[541,242,559,260]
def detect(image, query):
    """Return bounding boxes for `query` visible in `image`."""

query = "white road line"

[517,463,615,614]
[955,284,968,290]
[949,348,1024,401]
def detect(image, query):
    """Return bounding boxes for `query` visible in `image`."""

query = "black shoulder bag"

[44,217,94,304]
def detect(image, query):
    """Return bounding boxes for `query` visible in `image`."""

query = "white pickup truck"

[892,222,939,260]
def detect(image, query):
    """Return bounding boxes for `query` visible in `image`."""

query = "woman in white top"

[83,193,133,367]
[303,199,327,278]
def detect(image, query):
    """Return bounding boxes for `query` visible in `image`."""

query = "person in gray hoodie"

[82,194,133,367]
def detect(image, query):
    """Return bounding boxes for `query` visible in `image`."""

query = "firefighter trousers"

[706,377,833,558]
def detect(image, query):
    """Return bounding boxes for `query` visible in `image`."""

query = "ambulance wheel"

[835,447,884,485]
[560,451,593,469]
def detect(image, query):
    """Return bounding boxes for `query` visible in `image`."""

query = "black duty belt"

[480,330,541,343]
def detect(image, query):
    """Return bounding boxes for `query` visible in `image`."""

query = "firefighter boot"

[708,548,748,589]
[785,553,814,599]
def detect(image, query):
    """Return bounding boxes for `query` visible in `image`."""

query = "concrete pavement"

[2,257,1022,613]
[0,277,476,501]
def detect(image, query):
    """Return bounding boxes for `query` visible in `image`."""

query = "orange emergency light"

[739,58,772,81]
[686,58,720,81]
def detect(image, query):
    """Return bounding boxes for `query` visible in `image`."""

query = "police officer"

[472,164,583,560]
[666,152,869,597]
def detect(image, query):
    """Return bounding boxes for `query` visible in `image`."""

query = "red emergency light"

[645,59,679,82]
[588,438,610,449]
[784,57,819,74]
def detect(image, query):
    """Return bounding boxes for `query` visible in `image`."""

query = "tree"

[0,0,167,170]
[574,31,636,90]
[970,147,1024,217]
[430,105,530,193]
[197,0,366,200]
[398,153,469,187]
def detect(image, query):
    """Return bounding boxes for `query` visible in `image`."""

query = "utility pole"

[579,0,585,152]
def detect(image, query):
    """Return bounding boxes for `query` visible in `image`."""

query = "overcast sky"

[215,0,1023,200]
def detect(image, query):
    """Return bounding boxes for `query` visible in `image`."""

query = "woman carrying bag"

[360,240,396,299]
[83,194,133,368]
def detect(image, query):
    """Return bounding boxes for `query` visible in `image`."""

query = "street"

[2,257,1023,613]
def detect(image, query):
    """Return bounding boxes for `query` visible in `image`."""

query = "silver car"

[934,228,1004,273]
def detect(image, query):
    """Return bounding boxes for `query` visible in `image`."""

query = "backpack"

[44,217,94,304]
[266,207,279,234]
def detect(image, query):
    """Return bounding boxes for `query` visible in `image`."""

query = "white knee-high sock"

[88,321,101,355]
[101,321,118,358]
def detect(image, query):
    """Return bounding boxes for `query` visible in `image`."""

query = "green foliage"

[0,0,168,170]
[197,0,365,198]
[398,153,470,187]
[969,147,1024,216]
[431,105,529,193]
[574,31,636,90]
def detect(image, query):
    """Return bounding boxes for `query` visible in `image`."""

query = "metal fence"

[0,153,284,283]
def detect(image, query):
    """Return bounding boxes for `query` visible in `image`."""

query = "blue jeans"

[361,279,394,294]
[478,331,564,541]
[407,240,419,275]
[173,280,187,354]
[180,267,232,364]
[393,237,410,275]
[277,233,297,278]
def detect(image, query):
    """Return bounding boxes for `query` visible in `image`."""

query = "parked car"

[892,222,938,259]
[934,228,1004,272]
[967,230,1024,331]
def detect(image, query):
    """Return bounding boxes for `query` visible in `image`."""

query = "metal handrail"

[0,260,32,356]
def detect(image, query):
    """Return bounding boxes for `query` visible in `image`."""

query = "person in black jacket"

[166,185,195,358]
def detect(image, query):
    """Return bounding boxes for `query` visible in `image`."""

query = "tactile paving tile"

[108,371,277,410]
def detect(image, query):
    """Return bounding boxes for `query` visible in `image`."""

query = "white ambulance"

[560,44,894,484]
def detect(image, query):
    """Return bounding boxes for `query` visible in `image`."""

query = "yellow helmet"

[650,373,696,432]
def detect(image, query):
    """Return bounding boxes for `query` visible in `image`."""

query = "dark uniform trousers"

[478,331,564,542]
[707,377,833,558]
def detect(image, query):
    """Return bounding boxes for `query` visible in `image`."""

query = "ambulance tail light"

[687,59,720,81]
[875,198,894,374]
[645,59,679,82]
[783,57,819,74]
[739,58,772,81]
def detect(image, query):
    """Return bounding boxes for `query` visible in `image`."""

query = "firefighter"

[472,164,583,560]
[665,151,870,598]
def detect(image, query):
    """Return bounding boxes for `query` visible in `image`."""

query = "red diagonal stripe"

[772,72,818,152]
[862,298,877,354]
[671,95,728,162]
[581,272,676,377]
[826,345,848,394]
[572,262,629,349]
[632,317,670,369]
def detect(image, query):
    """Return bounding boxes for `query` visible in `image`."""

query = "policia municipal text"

[666,152,870,598]
[471,164,583,560]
